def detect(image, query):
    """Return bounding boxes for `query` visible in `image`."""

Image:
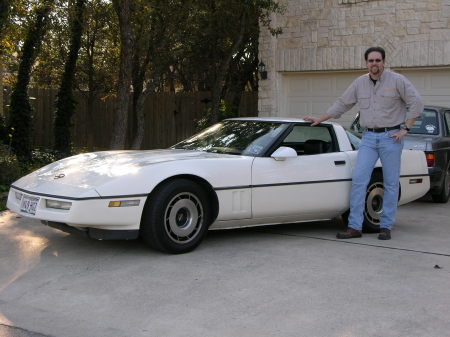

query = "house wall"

[259,0,450,116]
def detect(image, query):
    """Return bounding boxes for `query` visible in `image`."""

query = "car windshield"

[172,120,289,156]
[409,109,439,135]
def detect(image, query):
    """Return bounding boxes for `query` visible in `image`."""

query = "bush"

[0,143,21,185]
[0,113,9,145]
[0,144,61,211]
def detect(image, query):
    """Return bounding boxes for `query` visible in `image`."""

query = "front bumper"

[7,187,146,230]
[42,221,139,240]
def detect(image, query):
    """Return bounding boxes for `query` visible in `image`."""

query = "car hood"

[12,149,232,198]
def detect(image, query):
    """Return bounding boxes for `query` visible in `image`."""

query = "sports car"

[7,118,430,253]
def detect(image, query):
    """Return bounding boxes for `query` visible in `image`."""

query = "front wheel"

[140,179,212,253]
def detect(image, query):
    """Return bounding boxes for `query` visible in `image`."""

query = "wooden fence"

[2,88,258,150]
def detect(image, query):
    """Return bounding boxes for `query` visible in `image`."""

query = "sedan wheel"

[432,163,450,203]
[141,179,211,253]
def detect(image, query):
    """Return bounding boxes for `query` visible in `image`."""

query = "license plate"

[20,195,40,215]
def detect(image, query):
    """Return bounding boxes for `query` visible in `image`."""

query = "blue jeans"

[348,130,404,231]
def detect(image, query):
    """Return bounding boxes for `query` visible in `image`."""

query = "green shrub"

[0,144,62,211]
[0,143,21,185]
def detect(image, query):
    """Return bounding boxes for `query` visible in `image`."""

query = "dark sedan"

[351,105,450,203]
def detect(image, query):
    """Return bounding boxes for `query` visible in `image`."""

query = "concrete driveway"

[1,198,449,337]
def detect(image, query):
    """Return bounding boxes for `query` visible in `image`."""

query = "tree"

[129,0,182,149]
[3,0,282,152]
[8,0,53,160]
[0,0,12,123]
[54,0,86,155]
[110,0,133,150]
[78,0,117,150]
[169,0,282,126]
[0,0,11,35]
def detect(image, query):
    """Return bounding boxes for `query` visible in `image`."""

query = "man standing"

[304,46,424,240]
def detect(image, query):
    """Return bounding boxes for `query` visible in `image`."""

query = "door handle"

[334,160,346,165]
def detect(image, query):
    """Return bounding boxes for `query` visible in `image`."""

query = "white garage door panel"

[284,71,364,126]
[283,68,450,127]
[391,69,450,102]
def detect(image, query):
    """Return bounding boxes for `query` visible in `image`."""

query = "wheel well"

[145,174,219,224]
[371,167,401,201]
[341,167,401,219]
[372,167,383,179]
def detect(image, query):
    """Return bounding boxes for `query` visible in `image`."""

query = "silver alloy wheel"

[365,181,384,225]
[164,192,204,244]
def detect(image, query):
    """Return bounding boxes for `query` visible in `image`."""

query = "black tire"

[431,163,450,203]
[363,172,384,233]
[140,179,211,254]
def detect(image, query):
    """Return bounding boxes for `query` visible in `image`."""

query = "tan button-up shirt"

[327,70,424,128]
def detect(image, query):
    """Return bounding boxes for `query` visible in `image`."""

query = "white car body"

[7,118,430,253]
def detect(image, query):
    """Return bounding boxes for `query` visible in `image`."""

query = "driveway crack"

[256,230,450,257]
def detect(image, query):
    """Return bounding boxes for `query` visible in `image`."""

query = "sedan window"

[352,108,440,135]
[444,111,450,135]
[410,109,439,135]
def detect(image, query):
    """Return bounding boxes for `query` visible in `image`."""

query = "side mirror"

[271,146,297,161]
[350,112,363,133]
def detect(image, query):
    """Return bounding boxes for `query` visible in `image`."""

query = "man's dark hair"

[364,46,385,61]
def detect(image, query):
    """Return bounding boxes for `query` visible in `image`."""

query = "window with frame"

[444,111,450,134]
[280,125,335,155]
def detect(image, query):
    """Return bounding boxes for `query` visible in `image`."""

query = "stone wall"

[258,0,450,115]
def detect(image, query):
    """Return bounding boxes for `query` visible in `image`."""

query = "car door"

[251,124,352,221]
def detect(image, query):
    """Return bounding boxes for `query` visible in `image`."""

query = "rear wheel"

[432,163,450,203]
[141,179,211,253]
[363,172,384,233]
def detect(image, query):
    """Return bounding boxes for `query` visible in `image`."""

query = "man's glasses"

[368,59,382,63]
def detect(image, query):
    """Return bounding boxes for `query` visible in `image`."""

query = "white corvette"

[7,118,430,253]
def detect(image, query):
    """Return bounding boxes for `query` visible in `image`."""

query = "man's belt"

[366,125,401,133]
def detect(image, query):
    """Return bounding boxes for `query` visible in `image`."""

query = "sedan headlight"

[15,191,23,200]
[46,199,72,210]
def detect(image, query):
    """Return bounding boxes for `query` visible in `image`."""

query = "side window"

[280,125,335,155]
[444,111,450,135]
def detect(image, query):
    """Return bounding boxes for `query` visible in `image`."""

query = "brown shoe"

[336,228,362,239]
[378,229,391,240]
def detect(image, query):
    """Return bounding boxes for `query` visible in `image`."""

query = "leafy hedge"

[0,144,60,211]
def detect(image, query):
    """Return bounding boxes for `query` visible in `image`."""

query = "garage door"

[283,68,450,127]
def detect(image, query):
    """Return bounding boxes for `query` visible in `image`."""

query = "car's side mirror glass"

[350,112,363,133]
[271,146,297,161]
